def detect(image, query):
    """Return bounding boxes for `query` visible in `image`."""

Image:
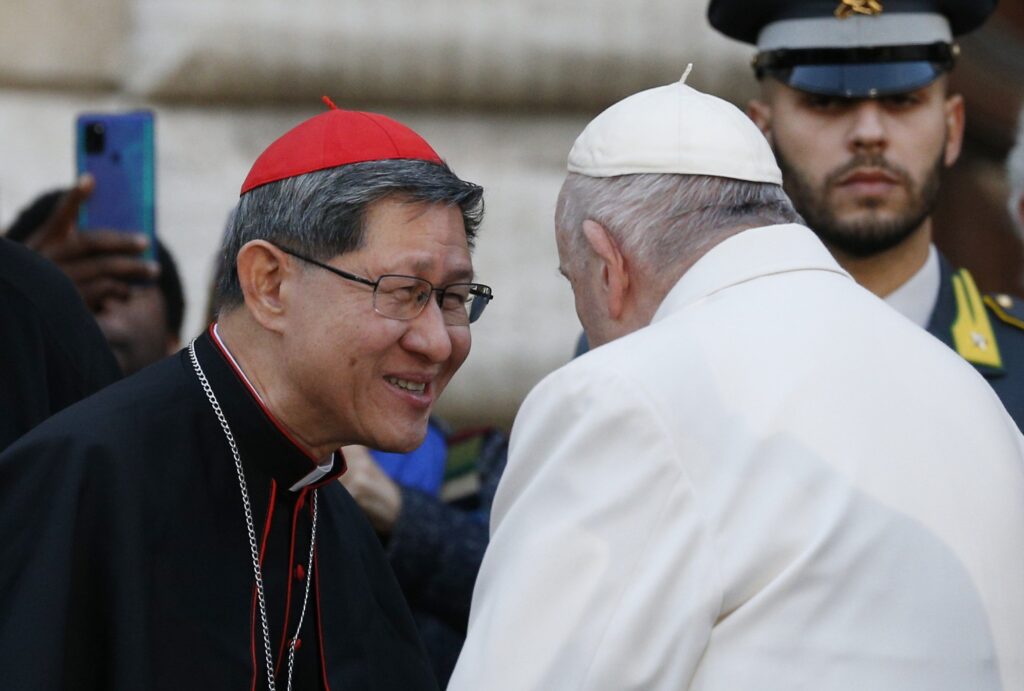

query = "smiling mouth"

[385,376,427,394]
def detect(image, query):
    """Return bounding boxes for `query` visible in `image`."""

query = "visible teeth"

[387,376,426,393]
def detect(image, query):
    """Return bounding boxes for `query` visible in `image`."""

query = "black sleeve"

[0,238,121,451]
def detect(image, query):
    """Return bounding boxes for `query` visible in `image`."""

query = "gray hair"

[1008,107,1024,237]
[556,172,802,273]
[215,158,483,309]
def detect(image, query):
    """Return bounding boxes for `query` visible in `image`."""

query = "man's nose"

[402,299,454,363]
[847,101,888,155]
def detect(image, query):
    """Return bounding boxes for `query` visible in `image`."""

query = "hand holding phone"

[23,176,158,311]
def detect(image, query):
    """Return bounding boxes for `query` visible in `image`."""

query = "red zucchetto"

[240,99,443,195]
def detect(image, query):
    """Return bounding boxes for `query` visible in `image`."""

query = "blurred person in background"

[0,105,490,690]
[449,75,1024,691]
[1007,106,1024,247]
[7,185,184,375]
[92,238,183,375]
[0,188,120,449]
[709,0,1024,429]
[6,176,158,311]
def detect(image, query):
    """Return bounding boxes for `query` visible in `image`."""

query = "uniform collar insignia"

[950,268,1004,373]
[835,0,884,19]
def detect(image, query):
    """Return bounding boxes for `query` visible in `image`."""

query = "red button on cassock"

[295,564,305,581]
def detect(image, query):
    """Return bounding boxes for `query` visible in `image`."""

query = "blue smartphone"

[75,110,156,260]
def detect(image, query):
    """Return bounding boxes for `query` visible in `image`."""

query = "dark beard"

[777,149,944,258]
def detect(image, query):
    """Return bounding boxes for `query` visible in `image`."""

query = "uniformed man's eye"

[803,95,845,111]
[881,94,920,109]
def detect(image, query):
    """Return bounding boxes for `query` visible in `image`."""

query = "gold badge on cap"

[835,0,884,19]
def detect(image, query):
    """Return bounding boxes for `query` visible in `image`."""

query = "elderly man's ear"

[235,240,294,333]
[581,219,630,320]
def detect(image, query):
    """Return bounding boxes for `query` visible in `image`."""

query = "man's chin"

[107,345,133,375]
[370,419,431,454]
[815,223,918,258]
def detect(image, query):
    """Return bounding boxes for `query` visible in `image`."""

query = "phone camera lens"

[84,122,106,154]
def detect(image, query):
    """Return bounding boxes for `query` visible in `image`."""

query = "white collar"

[882,244,940,329]
[653,224,851,323]
[211,324,334,491]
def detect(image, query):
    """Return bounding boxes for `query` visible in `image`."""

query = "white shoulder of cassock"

[448,355,721,690]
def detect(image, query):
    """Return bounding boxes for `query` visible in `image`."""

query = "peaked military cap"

[708,0,997,98]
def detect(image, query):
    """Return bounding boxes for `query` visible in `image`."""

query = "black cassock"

[0,329,437,690]
[0,237,121,451]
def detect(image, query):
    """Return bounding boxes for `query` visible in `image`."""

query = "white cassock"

[449,224,1024,691]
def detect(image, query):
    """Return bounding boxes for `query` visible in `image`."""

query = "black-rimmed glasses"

[276,245,493,325]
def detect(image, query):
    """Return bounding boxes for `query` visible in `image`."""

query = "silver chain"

[189,339,319,691]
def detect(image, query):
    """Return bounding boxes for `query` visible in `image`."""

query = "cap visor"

[781,62,944,98]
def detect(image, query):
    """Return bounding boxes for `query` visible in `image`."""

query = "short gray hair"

[215,159,483,309]
[556,172,802,272]
[1008,107,1024,236]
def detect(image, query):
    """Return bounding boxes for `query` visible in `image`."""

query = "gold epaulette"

[951,268,1003,369]
[983,293,1024,331]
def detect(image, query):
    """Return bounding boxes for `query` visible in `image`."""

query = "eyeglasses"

[276,245,493,325]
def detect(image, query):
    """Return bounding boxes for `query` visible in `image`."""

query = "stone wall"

[0,0,128,89]
[126,0,754,107]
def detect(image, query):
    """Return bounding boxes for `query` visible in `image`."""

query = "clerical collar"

[211,323,335,491]
[883,244,940,329]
